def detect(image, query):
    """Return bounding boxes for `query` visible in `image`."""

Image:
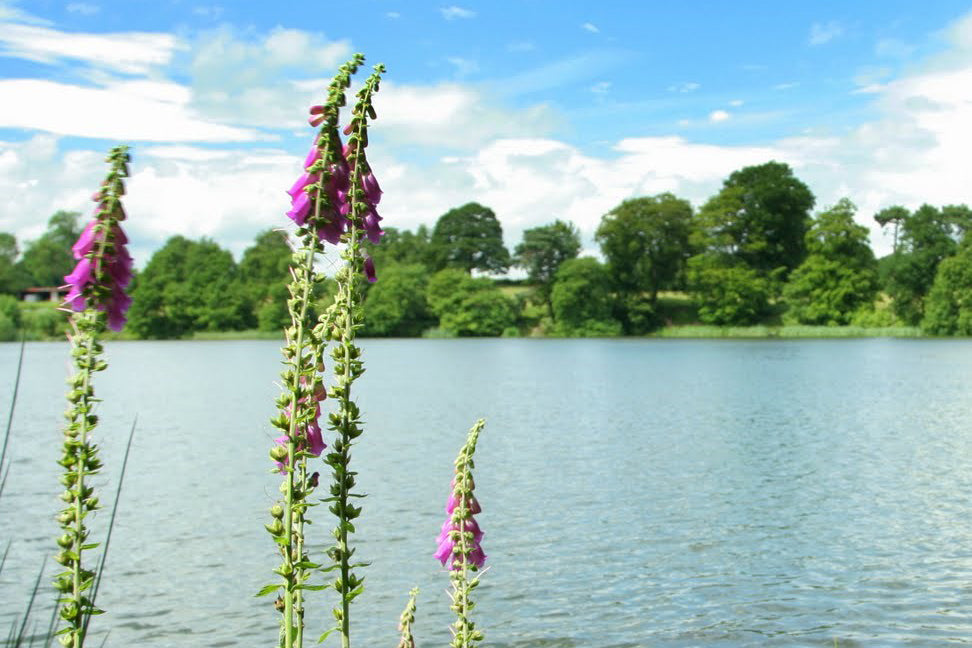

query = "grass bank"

[653,324,923,339]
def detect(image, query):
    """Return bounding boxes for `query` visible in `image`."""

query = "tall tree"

[695,161,815,279]
[514,220,581,316]
[550,257,622,336]
[19,210,82,286]
[783,198,879,325]
[0,232,19,293]
[885,204,959,325]
[366,225,433,270]
[362,263,434,336]
[430,202,510,274]
[596,193,694,306]
[239,229,293,331]
[128,236,250,338]
[923,238,972,335]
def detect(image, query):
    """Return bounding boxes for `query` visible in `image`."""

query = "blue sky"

[2,0,972,264]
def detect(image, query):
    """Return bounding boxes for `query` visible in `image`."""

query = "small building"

[20,286,69,303]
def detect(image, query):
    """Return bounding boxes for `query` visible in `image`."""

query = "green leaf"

[255,584,282,597]
[317,627,338,643]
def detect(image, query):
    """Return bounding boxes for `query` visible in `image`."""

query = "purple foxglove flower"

[361,172,382,205]
[287,191,313,226]
[363,255,377,283]
[72,221,97,260]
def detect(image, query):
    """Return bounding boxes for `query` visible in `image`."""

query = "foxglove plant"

[318,61,385,648]
[55,145,133,648]
[262,53,385,648]
[395,587,419,648]
[436,419,487,648]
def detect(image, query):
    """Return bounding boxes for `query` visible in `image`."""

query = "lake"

[2,338,972,647]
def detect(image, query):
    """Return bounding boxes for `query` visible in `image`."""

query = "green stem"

[71,332,97,648]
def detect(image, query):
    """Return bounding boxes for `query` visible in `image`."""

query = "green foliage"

[688,255,771,326]
[128,236,251,338]
[366,225,433,270]
[550,258,622,336]
[783,199,879,325]
[0,232,20,293]
[362,263,434,336]
[922,242,972,335]
[427,268,517,336]
[431,202,511,274]
[0,294,19,340]
[19,211,82,286]
[850,303,900,328]
[884,204,959,325]
[240,229,292,332]
[596,193,694,305]
[514,220,580,313]
[695,161,815,278]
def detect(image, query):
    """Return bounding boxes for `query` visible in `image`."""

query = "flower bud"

[270,445,289,461]
[271,504,284,519]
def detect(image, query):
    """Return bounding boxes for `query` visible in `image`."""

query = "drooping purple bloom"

[273,376,328,473]
[63,189,134,332]
[435,472,486,570]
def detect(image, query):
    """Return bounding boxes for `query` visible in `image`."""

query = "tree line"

[3,160,972,339]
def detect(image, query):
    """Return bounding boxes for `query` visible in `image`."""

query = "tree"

[430,202,510,274]
[366,225,433,270]
[0,233,19,294]
[695,161,815,279]
[362,264,435,336]
[239,229,292,331]
[514,220,581,316]
[426,268,517,336]
[783,199,879,325]
[128,236,250,338]
[550,258,622,336]
[923,241,972,335]
[596,194,694,308]
[19,210,82,286]
[688,254,771,326]
[874,205,909,253]
[884,204,958,325]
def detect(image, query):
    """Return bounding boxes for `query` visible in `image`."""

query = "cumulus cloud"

[0,22,181,74]
[581,22,599,33]
[0,78,260,141]
[708,110,730,123]
[440,6,475,20]
[668,81,700,93]
[370,81,560,149]
[809,20,843,46]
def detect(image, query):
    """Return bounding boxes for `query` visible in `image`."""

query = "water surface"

[2,338,971,647]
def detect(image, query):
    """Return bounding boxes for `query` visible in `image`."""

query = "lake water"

[2,338,972,647]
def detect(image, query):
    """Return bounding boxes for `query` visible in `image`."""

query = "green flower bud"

[271,505,284,519]
[270,445,289,461]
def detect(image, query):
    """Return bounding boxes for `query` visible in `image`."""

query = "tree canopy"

[514,220,580,315]
[430,202,510,275]
[695,161,815,278]
[596,193,694,305]
[783,199,879,325]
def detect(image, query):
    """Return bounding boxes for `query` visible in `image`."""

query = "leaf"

[255,584,282,597]
[317,627,338,643]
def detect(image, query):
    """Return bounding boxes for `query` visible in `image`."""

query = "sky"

[2,0,972,266]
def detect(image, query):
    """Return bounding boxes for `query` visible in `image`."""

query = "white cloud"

[446,56,479,77]
[809,20,843,46]
[66,3,99,15]
[581,22,599,34]
[0,23,180,74]
[188,26,352,128]
[371,81,560,149]
[440,6,475,20]
[590,81,611,94]
[774,82,799,90]
[0,79,260,141]
[506,41,535,53]
[709,110,730,123]
[729,99,744,107]
[875,38,915,59]
[668,81,700,93]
